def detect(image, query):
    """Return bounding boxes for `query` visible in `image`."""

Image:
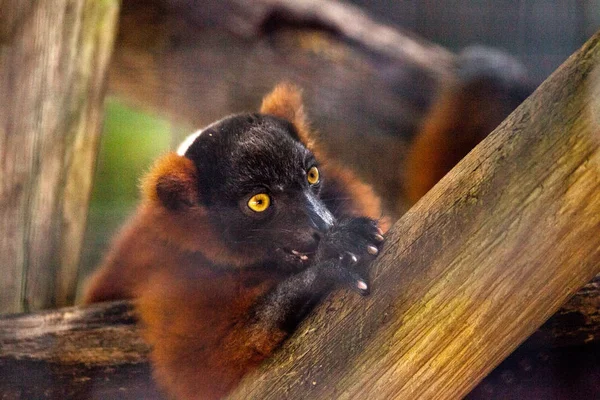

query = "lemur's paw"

[317,217,385,295]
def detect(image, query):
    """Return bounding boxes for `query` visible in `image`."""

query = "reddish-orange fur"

[141,152,199,207]
[260,82,313,150]
[84,83,387,399]
[404,77,525,206]
[136,264,288,399]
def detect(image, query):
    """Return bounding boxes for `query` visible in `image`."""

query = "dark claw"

[340,251,358,265]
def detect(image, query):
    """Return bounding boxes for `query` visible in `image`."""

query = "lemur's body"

[84,84,388,399]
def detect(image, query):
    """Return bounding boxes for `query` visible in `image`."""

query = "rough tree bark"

[0,302,158,399]
[0,0,119,313]
[228,30,600,399]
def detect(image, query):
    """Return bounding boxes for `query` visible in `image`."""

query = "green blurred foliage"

[92,98,172,205]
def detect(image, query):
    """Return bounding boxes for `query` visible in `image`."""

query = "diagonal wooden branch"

[228,31,600,399]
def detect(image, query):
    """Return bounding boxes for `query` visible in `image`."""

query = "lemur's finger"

[351,218,385,249]
[367,245,379,256]
[348,269,370,296]
[333,251,369,295]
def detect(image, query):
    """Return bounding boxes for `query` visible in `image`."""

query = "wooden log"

[1,283,599,399]
[0,302,159,399]
[0,0,120,313]
[525,275,600,349]
[110,0,456,215]
[226,31,600,399]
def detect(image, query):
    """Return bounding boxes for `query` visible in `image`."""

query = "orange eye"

[307,166,320,185]
[247,193,271,212]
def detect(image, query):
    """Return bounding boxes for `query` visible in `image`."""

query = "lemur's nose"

[304,192,335,233]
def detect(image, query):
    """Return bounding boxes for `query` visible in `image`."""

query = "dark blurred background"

[350,0,600,84]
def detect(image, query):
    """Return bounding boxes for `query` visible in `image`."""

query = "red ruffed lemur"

[84,84,389,399]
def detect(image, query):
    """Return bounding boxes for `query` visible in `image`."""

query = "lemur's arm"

[141,217,384,400]
[249,217,383,339]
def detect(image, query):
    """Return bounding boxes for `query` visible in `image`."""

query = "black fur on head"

[182,113,335,269]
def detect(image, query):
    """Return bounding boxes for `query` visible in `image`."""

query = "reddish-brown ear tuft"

[260,82,314,148]
[142,152,199,210]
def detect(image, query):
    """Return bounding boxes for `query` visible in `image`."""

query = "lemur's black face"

[183,113,335,269]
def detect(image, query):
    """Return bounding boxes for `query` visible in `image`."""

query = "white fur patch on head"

[176,117,230,156]
[176,130,203,156]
